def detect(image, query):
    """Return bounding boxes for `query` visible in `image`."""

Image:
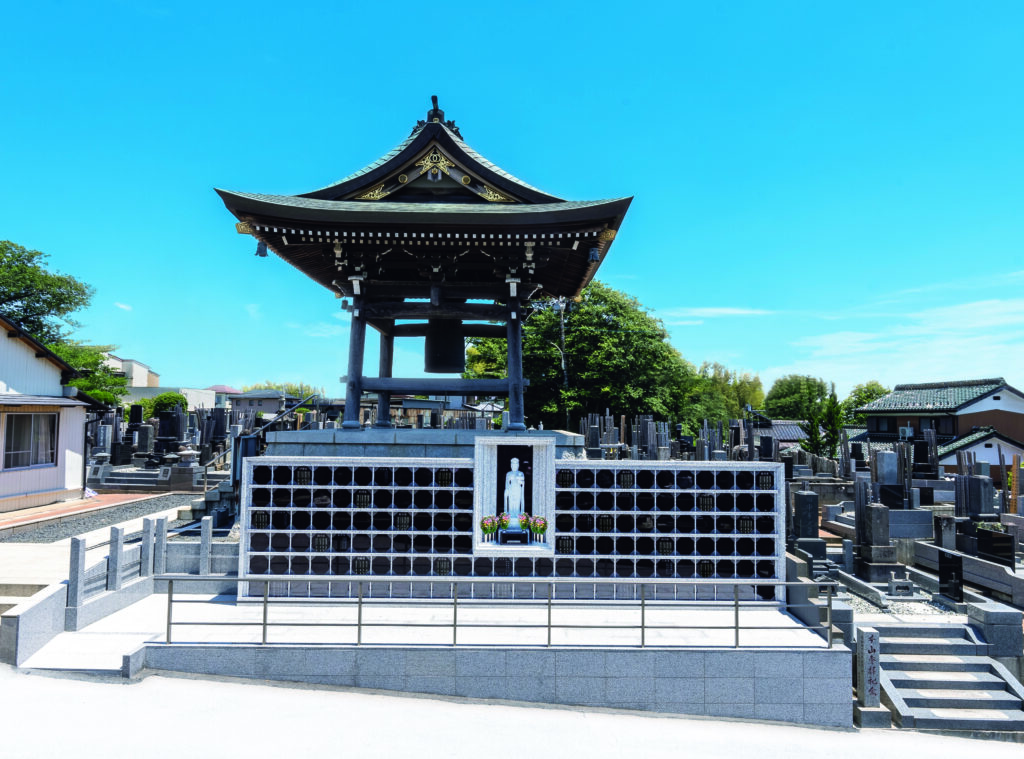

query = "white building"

[0,314,90,512]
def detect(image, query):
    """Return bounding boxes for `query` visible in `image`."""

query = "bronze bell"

[424,319,465,373]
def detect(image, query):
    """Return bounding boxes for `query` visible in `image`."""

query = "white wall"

[960,389,1024,415]
[939,438,1024,467]
[0,405,85,504]
[0,335,64,396]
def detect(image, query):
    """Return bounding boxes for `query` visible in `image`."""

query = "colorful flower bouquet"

[529,516,548,535]
[498,512,512,529]
[480,516,499,540]
[519,513,531,529]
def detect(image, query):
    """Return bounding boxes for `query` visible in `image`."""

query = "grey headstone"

[136,424,155,453]
[96,424,112,452]
[876,451,898,485]
[933,515,957,550]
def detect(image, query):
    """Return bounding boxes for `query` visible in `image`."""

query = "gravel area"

[843,592,960,617]
[0,494,198,543]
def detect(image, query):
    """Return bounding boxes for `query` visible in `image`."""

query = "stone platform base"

[265,428,585,460]
[855,704,892,727]
[132,644,852,727]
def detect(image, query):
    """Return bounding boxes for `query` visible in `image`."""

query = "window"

[4,413,58,469]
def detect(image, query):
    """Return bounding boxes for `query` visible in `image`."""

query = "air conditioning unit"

[899,426,914,439]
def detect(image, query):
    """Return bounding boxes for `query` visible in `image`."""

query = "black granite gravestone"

[938,550,964,603]
[978,529,1015,569]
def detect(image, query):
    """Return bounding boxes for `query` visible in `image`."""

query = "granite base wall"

[135,645,852,727]
[0,583,68,666]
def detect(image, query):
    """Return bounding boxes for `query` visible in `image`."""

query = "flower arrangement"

[519,513,531,529]
[529,516,548,535]
[498,512,512,529]
[480,515,499,535]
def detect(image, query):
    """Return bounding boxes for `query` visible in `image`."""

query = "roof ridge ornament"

[412,95,463,138]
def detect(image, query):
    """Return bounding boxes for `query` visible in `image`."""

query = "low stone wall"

[135,644,852,727]
[915,542,1024,607]
[0,583,68,666]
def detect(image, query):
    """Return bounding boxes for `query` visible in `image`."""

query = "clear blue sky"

[2,1,1022,400]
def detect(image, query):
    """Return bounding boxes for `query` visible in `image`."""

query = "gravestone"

[850,442,864,461]
[966,475,996,520]
[793,491,819,539]
[937,550,964,603]
[879,484,905,509]
[128,404,145,426]
[96,424,112,453]
[856,503,900,581]
[978,529,1015,569]
[933,515,957,550]
[918,486,934,506]
[875,451,899,485]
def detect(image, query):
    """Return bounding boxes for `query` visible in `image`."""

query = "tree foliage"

[764,374,830,420]
[841,380,890,425]
[464,281,763,433]
[151,391,189,417]
[0,240,93,344]
[47,342,128,405]
[242,381,325,399]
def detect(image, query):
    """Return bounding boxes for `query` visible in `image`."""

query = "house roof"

[858,378,1014,413]
[206,384,242,394]
[756,420,814,442]
[0,312,77,377]
[937,427,1024,458]
[0,394,87,407]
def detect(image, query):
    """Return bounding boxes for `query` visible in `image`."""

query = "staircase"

[877,623,1024,731]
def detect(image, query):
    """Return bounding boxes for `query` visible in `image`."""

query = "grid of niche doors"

[244,461,475,581]
[553,465,783,601]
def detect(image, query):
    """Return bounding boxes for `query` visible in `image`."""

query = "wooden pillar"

[506,299,526,431]
[342,299,366,429]
[375,321,394,427]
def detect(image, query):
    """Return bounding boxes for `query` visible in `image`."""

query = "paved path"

[1,664,1019,757]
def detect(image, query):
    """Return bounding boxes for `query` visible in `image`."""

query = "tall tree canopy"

[47,342,127,406]
[842,380,891,425]
[0,240,93,344]
[464,281,761,433]
[242,381,325,399]
[763,374,830,420]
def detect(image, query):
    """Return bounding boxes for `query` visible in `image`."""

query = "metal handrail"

[202,446,233,493]
[160,575,836,650]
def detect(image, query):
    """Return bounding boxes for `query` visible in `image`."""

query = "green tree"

[151,391,189,416]
[800,406,825,456]
[841,380,891,425]
[0,240,93,344]
[697,362,765,420]
[821,390,844,458]
[47,342,128,406]
[764,374,830,420]
[242,381,325,399]
[465,281,700,430]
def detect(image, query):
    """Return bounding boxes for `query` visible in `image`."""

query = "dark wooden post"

[375,321,394,427]
[506,299,526,431]
[342,299,366,429]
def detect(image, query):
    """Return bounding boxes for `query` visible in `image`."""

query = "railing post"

[826,585,833,649]
[140,519,154,578]
[357,581,363,646]
[166,579,173,644]
[547,582,553,647]
[200,516,213,576]
[68,537,86,608]
[261,581,269,644]
[452,582,458,646]
[733,583,740,648]
[154,517,167,576]
[107,526,125,591]
[640,583,646,648]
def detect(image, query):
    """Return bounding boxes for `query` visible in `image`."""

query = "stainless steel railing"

[160,575,836,649]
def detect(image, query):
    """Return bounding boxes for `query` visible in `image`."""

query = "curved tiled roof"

[857,378,1008,413]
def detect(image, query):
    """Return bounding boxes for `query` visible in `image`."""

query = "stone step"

[880,637,980,656]
[901,688,1021,710]
[886,669,1006,691]
[904,707,1024,731]
[872,624,974,639]
[881,654,991,672]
